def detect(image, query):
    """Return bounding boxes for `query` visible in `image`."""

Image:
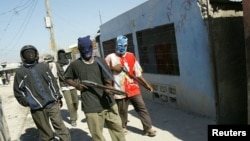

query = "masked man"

[13,45,71,141]
[64,36,126,141]
[105,35,156,136]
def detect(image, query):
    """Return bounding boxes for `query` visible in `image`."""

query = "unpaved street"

[1,77,215,141]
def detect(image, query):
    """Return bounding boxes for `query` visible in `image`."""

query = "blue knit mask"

[115,35,128,55]
[78,36,93,61]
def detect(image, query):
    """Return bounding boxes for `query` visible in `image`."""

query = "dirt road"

[1,77,215,141]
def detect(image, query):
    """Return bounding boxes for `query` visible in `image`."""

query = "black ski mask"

[23,49,36,64]
[57,50,69,65]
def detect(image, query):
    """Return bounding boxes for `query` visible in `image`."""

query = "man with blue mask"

[64,36,126,141]
[105,35,156,137]
[115,35,128,55]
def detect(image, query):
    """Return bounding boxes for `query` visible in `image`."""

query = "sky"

[0,0,147,63]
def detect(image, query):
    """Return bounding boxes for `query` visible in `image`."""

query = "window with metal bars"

[136,23,180,75]
[102,23,179,75]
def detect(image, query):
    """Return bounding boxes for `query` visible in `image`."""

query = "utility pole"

[98,10,103,25]
[44,0,57,57]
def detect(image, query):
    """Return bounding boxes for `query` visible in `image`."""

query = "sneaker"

[144,128,156,137]
[71,121,77,127]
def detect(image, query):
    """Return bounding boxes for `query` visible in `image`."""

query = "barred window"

[136,23,180,75]
[102,24,179,75]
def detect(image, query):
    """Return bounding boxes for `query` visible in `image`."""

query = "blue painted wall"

[100,0,216,118]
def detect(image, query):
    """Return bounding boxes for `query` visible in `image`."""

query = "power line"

[0,0,38,62]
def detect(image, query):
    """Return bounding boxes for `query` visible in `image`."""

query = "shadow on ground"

[61,109,71,124]
[19,128,39,141]
[19,127,92,141]
[127,98,215,141]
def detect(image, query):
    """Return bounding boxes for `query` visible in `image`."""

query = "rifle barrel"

[81,80,127,95]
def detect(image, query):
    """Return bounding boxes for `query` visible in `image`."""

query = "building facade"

[98,0,246,124]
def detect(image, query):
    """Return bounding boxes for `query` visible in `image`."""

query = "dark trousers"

[116,94,153,132]
[31,103,71,141]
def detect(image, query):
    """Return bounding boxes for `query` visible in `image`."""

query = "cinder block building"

[97,0,247,124]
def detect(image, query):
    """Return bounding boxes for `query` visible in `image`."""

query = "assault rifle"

[80,80,127,96]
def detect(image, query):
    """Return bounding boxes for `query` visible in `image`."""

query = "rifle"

[122,67,154,92]
[80,80,127,96]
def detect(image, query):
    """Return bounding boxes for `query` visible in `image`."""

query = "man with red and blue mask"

[64,36,126,141]
[105,35,157,137]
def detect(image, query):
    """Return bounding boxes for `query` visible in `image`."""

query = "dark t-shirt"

[64,58,115,113]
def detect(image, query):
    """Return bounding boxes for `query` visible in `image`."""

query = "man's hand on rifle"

[80,80,127,95]
[111,64,123,73]
[75,83,88,91]
[104,84,115,95]
[145,83,154,92]
[137,76,154,92]
[65,79,88,91]
[104,89,114,95]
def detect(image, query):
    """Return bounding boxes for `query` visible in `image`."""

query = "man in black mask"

[13,45,71,141]
[21,46,38,64]
[56,49,79,127]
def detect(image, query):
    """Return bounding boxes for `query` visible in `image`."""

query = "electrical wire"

[0,0,38,62]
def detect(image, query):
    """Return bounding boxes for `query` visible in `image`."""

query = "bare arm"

[65,79,87,91]
[136,76,153,92]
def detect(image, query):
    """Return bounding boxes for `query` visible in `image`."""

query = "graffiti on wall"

[166,0,195,32]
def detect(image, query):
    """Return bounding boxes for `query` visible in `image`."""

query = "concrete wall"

[205,0,246,124]
[100,0,216,118]
[208,17,246,124]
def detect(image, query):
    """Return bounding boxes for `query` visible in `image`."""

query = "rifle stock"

[80,80,127,95]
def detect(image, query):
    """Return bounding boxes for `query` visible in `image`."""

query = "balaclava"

[115,35,128,55]
[57,49,69,65]
[20,45,38,64]
[78,35,93,61]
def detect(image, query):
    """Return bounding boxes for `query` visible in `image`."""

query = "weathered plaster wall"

[206,1,247,124]
[208,17,246,124]
[100,0,216,118]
